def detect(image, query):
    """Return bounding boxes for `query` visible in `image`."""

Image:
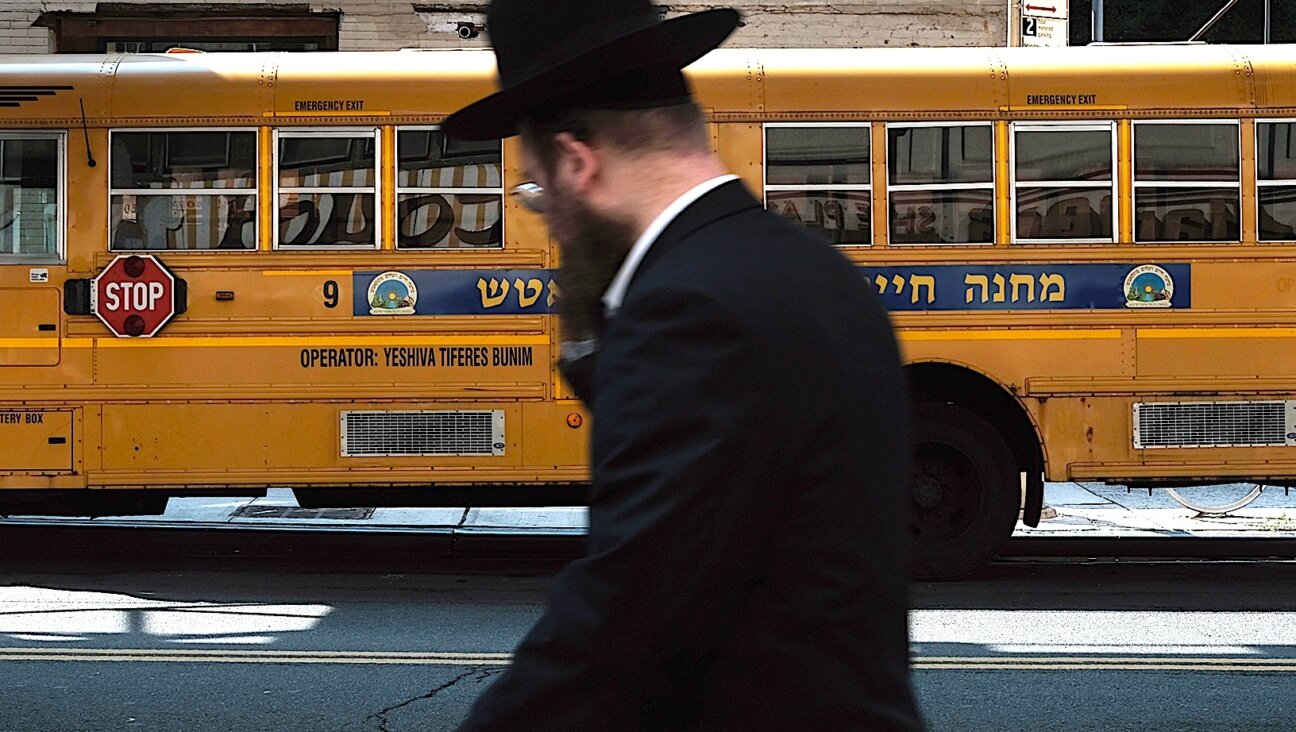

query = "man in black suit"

[445,1,921,729]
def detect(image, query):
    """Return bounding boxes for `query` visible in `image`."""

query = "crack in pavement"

[446,508,473,558]
[368,667,505,731]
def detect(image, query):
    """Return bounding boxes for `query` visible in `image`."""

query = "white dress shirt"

[600,174,739,317]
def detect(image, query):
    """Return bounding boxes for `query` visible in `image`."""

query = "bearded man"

[444,1,922,729]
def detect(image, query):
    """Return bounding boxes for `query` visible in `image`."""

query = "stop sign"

[90,255,179,337]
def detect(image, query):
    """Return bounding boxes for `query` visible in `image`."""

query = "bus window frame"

[1009,121,1118,246]
[762,121,873,248]
[1131,118,1242,245]
[1254,118,1296,244]
[885,120,996,247]
[393,125,504,251]
[0,130,66,264]
[273,126,382,251]
[107,127,258,253]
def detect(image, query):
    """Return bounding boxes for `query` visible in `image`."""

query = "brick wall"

[4,1,1007,54]
[0,5,53,53]
[706,1,1007,48]
[411,1,1008,50]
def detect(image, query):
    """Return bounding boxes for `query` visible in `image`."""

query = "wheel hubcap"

[912,472,944,509]
[910,443,981,541]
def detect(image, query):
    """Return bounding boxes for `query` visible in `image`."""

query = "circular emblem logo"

[1124,265,1174,309]
[368,271,418,315]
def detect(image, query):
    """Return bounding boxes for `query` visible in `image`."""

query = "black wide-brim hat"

[442,0,741,140]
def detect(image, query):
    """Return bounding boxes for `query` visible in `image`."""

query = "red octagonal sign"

[91,255,178,338]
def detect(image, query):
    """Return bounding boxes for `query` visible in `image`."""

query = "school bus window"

[1256,121,1296,241]
[276,130,379,249]
[109,130,257,251]
[888,123,994,245]
[1133,121,1240,242]
[764,124,870,246]
[1012,123,1115,243]
[395,128,503,249]
[0,133,62,260]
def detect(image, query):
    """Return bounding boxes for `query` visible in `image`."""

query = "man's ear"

[551,131,600,195]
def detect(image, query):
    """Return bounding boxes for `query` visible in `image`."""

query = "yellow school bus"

[2,46,1295,577]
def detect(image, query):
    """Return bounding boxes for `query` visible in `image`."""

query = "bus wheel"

[910,402,1019,580]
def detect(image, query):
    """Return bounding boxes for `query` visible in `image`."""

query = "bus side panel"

[1034,395,1127,482]
[0,287,60,366]
[901,331,1131,385]
[520,400,588,472]
[0,408,77,474]
[1136,261,1296,380]
[96,401,540,478]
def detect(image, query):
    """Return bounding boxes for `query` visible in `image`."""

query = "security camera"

[457,22,481,40]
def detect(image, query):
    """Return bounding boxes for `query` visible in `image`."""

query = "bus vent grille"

[1133,401,1296,449]
[341,410,505,457]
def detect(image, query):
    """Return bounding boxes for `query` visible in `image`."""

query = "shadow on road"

[917,558,1296,611]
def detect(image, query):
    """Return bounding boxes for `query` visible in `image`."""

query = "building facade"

[2,1,1009,55]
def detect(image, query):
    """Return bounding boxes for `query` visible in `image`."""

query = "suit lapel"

[628,179,761,290]
[583,180,759,406]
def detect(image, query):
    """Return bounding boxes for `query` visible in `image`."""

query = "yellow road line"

[917,655,1296,665]
[914,662,1296,671]
[901,329,1121,342]
[0,654,510,666]
[913,655,1296,671]
[0,648,511,658]
[0,648,511,665]
[4,649,1293,671]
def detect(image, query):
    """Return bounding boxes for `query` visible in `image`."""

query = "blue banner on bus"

[858,263,1191,311]
[355,263,1189,315]
[354,269,557,316]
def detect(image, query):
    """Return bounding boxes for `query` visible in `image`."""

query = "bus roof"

[1,45,1293,125]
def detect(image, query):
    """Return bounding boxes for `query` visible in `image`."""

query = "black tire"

[910,402,1020,580]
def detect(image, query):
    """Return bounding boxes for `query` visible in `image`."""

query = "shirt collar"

[601,174,739,316]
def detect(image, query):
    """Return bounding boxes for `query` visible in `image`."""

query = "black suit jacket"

[460,180,921,731]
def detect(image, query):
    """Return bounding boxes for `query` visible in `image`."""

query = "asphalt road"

[2,531,1295,731]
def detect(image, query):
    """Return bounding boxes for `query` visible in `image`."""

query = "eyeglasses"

[511,182,546,214]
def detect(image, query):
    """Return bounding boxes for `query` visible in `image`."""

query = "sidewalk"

[0,489,588,535]
[2,483,1295,538]
[1019,483,1296,538]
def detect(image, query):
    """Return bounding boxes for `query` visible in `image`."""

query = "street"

[2,531,1295,731]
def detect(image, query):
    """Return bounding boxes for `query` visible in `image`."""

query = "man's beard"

[549,194,637,343]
